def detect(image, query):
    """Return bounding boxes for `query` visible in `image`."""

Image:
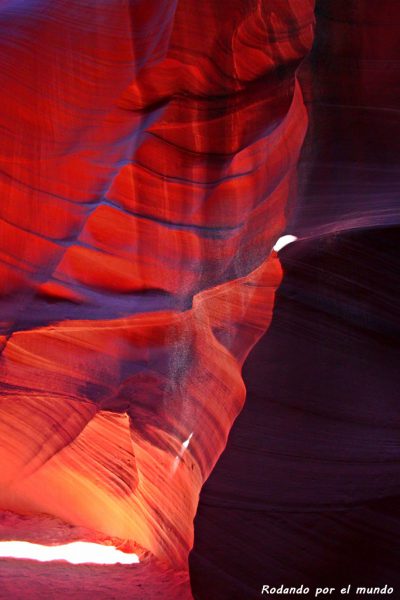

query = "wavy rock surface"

[190,1,400,598]
[295,0,400,237]
[0,0,315,588]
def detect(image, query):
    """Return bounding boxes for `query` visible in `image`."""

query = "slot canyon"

[0,1,399,598]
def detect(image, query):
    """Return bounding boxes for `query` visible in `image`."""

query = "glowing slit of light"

[0,541,140,565]
[273,235,298,252]
[182,432,193,450]
[172,432,194,475]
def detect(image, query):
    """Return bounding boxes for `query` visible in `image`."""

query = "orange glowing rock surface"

[0,0,315,580]
[0,255,283,567]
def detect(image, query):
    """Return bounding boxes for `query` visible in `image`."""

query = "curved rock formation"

[190,1,400,598]
[0,0,315,581]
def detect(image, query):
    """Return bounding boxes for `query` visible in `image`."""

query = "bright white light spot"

[172,432,194,474]
[182,432,193,449]
[273,235,298,252]
[0,541,139,565]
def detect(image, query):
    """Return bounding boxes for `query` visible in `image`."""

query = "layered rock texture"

[190,1,400,598]
[1,1,398,598]
[0,0,314,591]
